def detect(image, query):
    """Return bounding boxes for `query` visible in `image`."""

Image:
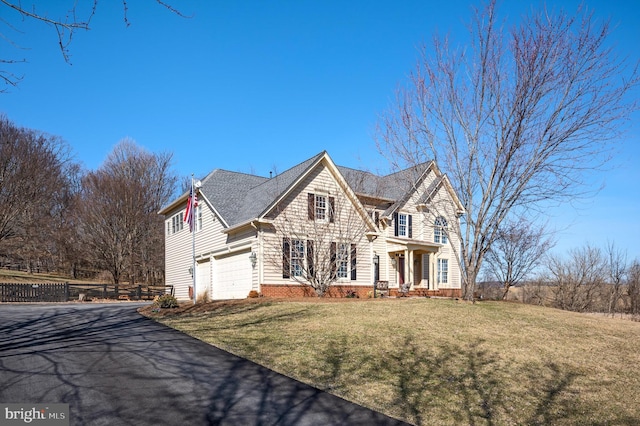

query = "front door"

[398,256,405,285]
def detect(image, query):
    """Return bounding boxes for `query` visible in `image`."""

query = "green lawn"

[142,298,640,425]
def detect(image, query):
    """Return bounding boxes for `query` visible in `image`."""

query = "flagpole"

[191,175,197,305]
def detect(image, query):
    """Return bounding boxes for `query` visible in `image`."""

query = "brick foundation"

[259,284,461,299]
[390,288,462,298]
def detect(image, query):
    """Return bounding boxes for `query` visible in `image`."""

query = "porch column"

[405,249,411,290]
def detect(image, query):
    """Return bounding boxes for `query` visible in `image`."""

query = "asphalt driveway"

[0,303,407,425]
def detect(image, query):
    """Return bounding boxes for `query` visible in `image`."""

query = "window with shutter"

[396,213,408,237]
[309,193,331,222]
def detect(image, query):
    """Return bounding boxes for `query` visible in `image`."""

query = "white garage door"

[214,250,252,299]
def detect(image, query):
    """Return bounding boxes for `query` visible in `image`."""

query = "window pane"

[337,243,348,278]
[315,195,326,220]
[398,214,407,237]
[438,259,449,284]
[435,216,447,244]
[292,240,305,277]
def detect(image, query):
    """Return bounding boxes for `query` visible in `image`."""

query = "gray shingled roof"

[199,152,324,227]
[195,152,433,227]
[198,169,268,226]
[337,162,432,212]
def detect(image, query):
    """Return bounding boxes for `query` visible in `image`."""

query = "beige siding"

[164,205,197,300]
[164,157,462,299]
[262,163,373,288]
[376,168,462,291]
[425,182,462,290]
[164,200,231,301]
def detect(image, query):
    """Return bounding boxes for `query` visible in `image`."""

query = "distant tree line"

[481,233,640,320]
[0,115,177,284]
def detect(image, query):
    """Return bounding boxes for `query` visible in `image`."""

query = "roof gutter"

[222,218,273,234]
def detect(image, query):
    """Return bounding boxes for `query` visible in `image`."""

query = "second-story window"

[170,212,184,234]
[308,193,335,222]
[434,216,448,244]
[393,212,413,238]
[398,214,407,237]
[196,205,203,232]
[315,194,327,221]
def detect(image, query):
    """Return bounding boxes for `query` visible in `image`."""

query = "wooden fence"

[0,283,173,303]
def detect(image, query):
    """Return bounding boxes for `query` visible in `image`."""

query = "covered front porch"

[385,237,441,293]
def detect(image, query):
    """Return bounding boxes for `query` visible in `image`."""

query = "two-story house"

[159,151,465,300]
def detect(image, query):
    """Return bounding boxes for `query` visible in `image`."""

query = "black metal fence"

[0,283,173,303]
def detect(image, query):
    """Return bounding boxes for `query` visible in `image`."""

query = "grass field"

[141,298,640,425]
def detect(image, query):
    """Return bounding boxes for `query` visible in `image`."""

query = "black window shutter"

[282,237,291,278]
[308,193,315,220]
[330,242,337,280]
[350,244,357,280]
[307,240,314,279]
[374,211,380,227]
[393,212,399,236]
[408,215,413,238]
[329,196,335,223]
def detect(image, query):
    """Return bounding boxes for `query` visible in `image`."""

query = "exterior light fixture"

[249,251,257,268]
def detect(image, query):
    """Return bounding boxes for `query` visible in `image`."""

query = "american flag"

[184,184,198,232]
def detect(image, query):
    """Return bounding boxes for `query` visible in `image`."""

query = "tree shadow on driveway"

[0,303,406,425]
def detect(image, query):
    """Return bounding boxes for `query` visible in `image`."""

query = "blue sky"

[1,0,639,260]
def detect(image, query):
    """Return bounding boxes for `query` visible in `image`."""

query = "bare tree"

[376,0,639,299]
[484,219,554,300]
[264,185,370,297]
[627,260,640,321]
[0,115,74,258]
[1,1,187,90]
[78,139,177,284]
[49,163,88,278]
[548,244,607,312]
[605,242,627,317]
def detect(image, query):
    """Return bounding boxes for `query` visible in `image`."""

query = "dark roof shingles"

[198,152,432,227]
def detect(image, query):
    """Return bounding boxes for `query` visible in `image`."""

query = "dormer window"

[434,216,448,244]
